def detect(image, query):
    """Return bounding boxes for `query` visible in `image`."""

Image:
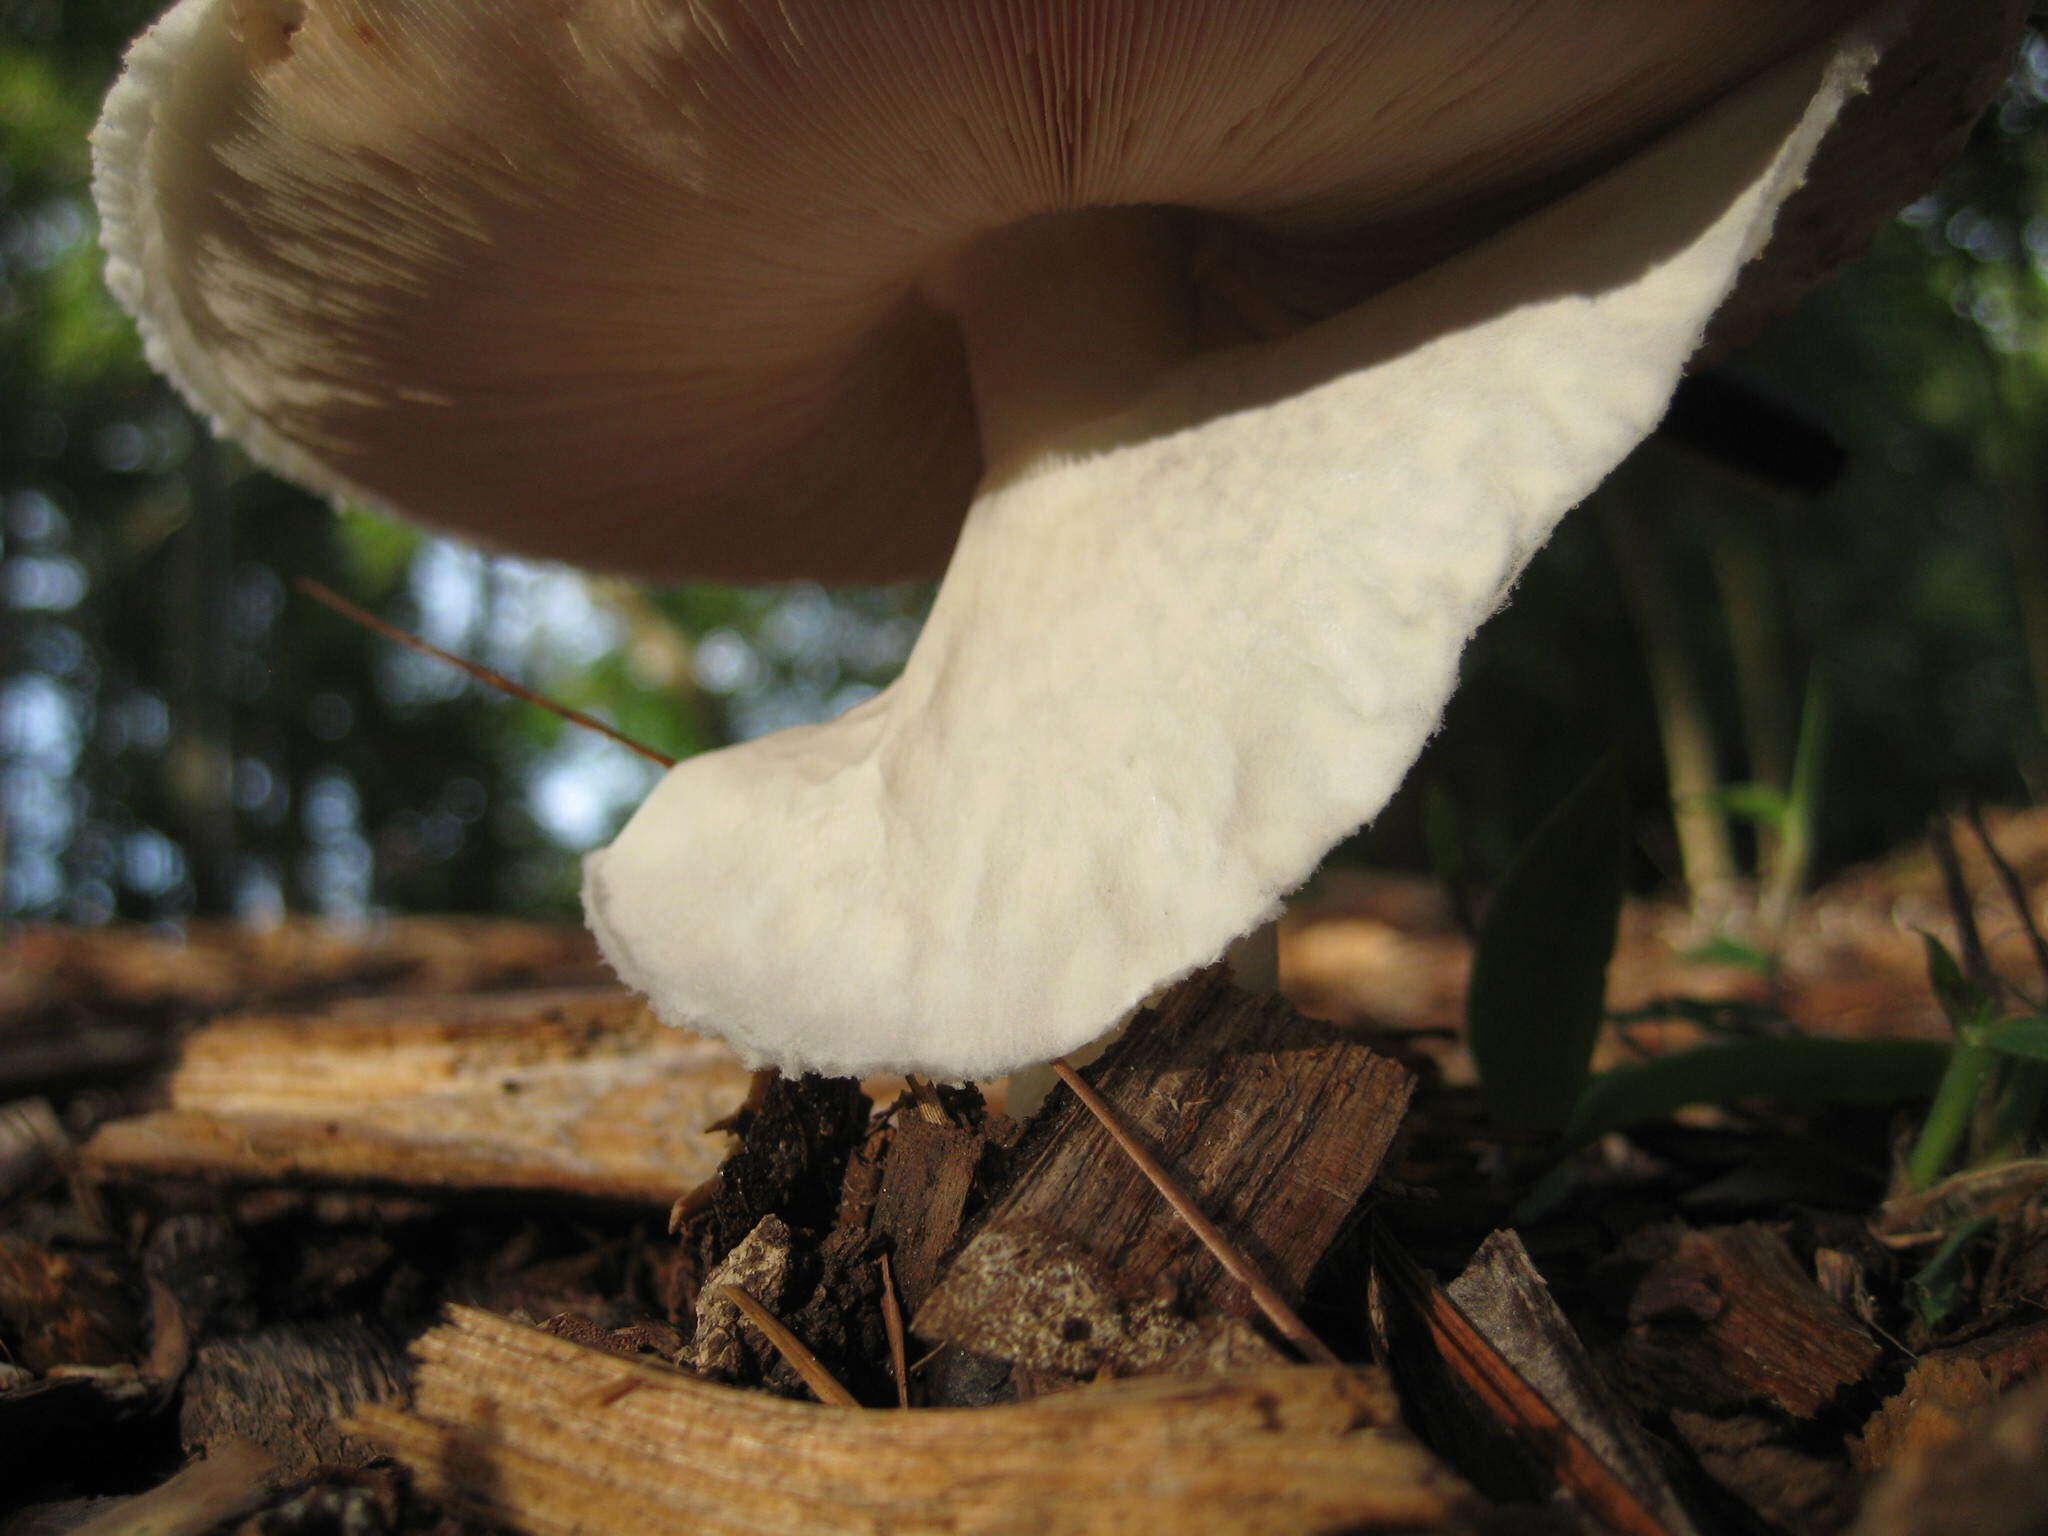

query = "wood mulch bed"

[3,878,2046,1536]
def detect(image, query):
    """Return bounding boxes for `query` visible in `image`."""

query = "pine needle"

[295,576,677,769]
[1047,1056,1338,1365]
[708,1282,859,1409]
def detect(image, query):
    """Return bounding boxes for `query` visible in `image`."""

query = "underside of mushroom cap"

[95,0,1876,583]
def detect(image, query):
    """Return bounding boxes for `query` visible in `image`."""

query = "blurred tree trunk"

[166,436,237,913]
[1603,499,1740,923]
[1984,357,2048,788]
[1710,519,1792,855]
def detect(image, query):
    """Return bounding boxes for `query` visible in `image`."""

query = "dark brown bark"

[916,966,1412,1379]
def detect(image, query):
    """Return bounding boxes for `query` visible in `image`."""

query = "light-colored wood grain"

[357,1306,1488,1536]
[65,1439,283,1536]
[83,988,754,1204]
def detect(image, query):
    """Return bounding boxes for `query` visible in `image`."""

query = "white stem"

[585,34,1877,1082]
[928,208,1200,474]
[1224,919,1281,994]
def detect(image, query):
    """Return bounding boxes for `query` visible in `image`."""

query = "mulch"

[2,897,2045,1536]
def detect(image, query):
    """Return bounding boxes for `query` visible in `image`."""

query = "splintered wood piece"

[1049,1055,1336,1364]
[1445,1233,1694,1535]
[354,1306,1489,1536]
[693,1216,798,1385]
[1617,1224,1881,1419]
[1853,1319,2048,1475]
[864,1115,987,1319]
[65,1439,286,1536]
[1851,1376,2048,1536]
[1371,1227,1680,1536]
[915,1223,1280,1381]
[917,967,1410,1375]
[83,988,756,1205]
[686,1073,875,1270]
[1598,1223,1879,1534]
[178,1320,408,1474]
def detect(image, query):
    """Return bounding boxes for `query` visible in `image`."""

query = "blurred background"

[3,1,2044,939]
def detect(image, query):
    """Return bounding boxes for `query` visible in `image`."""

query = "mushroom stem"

[585,33,1882,1081]
[1223,920,1280,995]
[930,208,1199,476]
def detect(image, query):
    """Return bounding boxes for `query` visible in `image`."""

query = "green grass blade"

[1468,757,1628,1130]
[1563,1037,1952,1146]
[1977,1017,2048,1062]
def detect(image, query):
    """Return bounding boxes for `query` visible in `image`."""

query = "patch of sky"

[528,729,660,852]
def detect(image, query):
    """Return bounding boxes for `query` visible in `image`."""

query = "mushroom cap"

[92,0,2010,584]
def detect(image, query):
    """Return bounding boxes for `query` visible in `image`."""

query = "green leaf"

[1680,934,1779,978]
[1919,931,1991,1028]
[1607,995,1790,1038]
[1907,1215,1997,1332]
[1423,781,1465,892]
[1468,757,1627,1131]
[1977,1017,2048,1063]
[1563,1037,1952,1146]
[1782,673,1831,850]
[1715,781,1790,831]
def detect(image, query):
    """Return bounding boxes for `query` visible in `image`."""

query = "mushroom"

[95,1,2022,1080]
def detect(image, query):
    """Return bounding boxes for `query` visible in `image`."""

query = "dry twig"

[878,1251,910,1409]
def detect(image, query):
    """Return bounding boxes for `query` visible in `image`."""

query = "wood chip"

[0,1236,138,1373]
[916,967,1410,1382]
[1854,1318,2048,1475]
[0,1099,68,1207]
[1852,1375,2048,1536]
[1665,1409,1857,1536]
[916,1222,1279,1379]
[1371,1227,1685,1536]
[1613,1223,1881,1419]
[691,1216,797,1383]
[1445,1231,1697,1535]
[83,988,755,1204]
[178,1320,407,1474]
[355,1306,1491,1536]
[684,1072,874,1270]
[58,1440,284,1536]
[707,1283,860,1408]
[865,1115,988,1318]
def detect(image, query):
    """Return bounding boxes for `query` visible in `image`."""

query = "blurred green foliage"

[1,4,2041,927]
[1396,31,2048,902]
